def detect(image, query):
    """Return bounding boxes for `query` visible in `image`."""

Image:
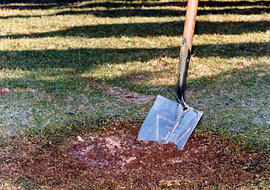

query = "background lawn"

[0,0,269,188]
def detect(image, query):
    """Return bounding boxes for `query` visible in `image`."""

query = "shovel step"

[138,95,203,150]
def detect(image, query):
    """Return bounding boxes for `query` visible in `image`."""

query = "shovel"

[138,0,203,150]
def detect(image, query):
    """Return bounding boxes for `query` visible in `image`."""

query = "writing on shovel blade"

[138,95,203,150]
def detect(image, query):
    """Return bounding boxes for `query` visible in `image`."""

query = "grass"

[0,0,269,144]
[2,0,269,148]
[0,0,269,163]
[0,0,269,188]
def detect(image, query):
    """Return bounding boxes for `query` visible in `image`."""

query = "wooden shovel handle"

[183,0,199,51]
[176,0,199,108]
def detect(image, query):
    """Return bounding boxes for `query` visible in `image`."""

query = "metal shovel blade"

[138,95,203,150]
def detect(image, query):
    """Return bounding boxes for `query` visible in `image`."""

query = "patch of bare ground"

[105,86,155,105]
[0,120,269,189]
[86,80,155,105]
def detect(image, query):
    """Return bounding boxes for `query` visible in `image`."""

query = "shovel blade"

[138,95,203,150]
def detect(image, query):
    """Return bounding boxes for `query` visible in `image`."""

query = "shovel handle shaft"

[183,0,199,51]
[176,0,199,108]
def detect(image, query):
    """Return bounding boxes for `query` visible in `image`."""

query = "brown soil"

[106,86,155,105]
[0,120,269,189]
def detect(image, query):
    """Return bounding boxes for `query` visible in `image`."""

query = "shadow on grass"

[0,42,268,71]
[104,61,270,94]
[75,1,270,9]
[0,20,269,38]
[0,0,84,10]
[1,6,270,19]
[50,7,270,18]
[0,0,83,3]
[1,40,269,148]
[2,50,269,148]
[1,0,269,10]
[1,71,83,94]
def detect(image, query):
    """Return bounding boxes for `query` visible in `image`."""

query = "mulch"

[0,120,269,189]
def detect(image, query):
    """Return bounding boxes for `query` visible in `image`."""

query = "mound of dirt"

[0,120,269,189]
[67,133,181,170]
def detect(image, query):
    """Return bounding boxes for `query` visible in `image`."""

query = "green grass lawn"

[1,0,269,148]
[0,0,269,187]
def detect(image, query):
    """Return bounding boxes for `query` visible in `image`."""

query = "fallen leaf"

[0,88,9,95]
